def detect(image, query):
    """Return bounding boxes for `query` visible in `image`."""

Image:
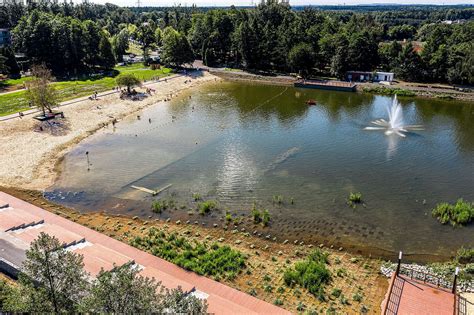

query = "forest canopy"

[0,1,473,84]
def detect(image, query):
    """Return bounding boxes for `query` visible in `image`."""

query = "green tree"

[379,40,402,71]
[25,65,58,116]
[288,43,315,77]
[116,73,141,94]
[159,286,208,314]
[137,22,156,65]
[0,54,7,74]
[161,26,194,67]
[330,34,350,79]
[82,263,161,313]
[98,32,116,69]
[20,232,89,313]
[394,42,425,82]
[347,31,379,71]
[112,28,130,62]
[0,47,20,76]
[447,42,474,85]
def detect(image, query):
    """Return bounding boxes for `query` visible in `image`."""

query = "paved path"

[0,73,185,122]
[383,274,455,315]
[0,192,291,315]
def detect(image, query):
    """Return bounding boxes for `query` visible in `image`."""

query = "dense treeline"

[13,10,115,76]
[0,1,473,84]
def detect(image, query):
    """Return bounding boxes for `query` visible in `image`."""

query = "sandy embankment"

[0,71,219,190]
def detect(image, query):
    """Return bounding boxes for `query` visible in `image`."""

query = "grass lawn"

[0,64,171,117]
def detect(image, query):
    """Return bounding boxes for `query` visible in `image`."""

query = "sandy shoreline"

[0,71,219,190]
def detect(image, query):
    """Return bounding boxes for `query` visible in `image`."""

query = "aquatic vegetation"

[151,200,168,213]
[432,199,473,226]
[251,206,261,223]
[250,204,271,227]
[225,211,232,223]
[273,195,284,205]
[362,86,416,97]
[197,200,218,215]
[262,209,271,227]
[192,193,202,201]
[348,192,363,208]
[283,249,331,297]
[131,228,246,280]
[456,247,474,264]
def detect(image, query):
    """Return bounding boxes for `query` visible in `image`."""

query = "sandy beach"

[0,71,219,190]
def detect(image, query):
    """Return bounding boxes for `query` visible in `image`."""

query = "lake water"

[48,81,474,261]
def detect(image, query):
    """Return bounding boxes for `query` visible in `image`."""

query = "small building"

[346,71,394,83]
[0,29,11,48]
[374,72,394,82]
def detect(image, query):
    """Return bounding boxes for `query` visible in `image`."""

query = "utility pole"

[136,0,141,7]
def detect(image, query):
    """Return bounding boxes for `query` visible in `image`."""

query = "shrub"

[456,247,474,264]
[432,199,473,226]
[225,212,232,223]
[251,206,261,224]
[192,193,202,201]
[348,192,363,205]
[273,195,283,204]
[353,292,363,302]
[262,209,271,227]
[151,200,168,213]
[131,229,245,280]
[250,205,271,227]
[362,86,416,97]
[274,298,283,306]
[331,288,342,298]
[283,249,331,297]
[198,200,218,215]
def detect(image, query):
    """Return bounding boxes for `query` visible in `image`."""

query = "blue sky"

[86,0,473,7]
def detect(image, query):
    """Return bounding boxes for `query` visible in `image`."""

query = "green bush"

[349,192,362,203]
[198,200,218,215]
[262,210,271,227]
[362,86,416,97]
[250,205,271,227]
[192,193,202,201]
[283,249,331,297]
[456,247,474,264]
[331,288,342,298]
[131,228,245,280]
[432,199,474,226]
[151,200,168,213]
[353,292,363,302]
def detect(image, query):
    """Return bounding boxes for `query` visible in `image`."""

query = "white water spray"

[364,95,423,137]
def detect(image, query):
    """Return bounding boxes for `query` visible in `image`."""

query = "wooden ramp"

[130,184,172,196]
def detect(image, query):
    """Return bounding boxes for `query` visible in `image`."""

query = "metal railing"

[399,265,453,290]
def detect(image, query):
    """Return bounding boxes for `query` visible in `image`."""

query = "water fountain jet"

[364,95,423,137]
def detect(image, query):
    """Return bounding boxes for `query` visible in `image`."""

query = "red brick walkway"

[383,274,455,315]
[0,192,290,314]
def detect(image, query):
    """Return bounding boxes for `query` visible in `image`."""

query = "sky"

[84,0,474,7]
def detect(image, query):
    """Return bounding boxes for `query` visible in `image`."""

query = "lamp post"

[396,251,402,276]
[452,267,459,294]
